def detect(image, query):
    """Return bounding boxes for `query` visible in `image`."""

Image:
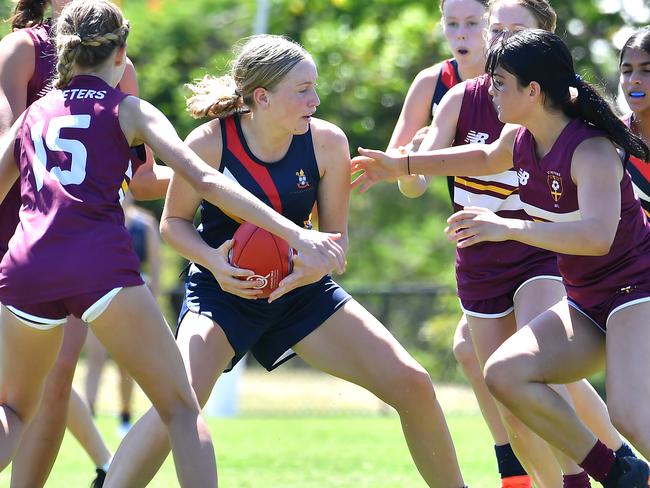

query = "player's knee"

[386,362,436,410]
[484,356,519,405]
[607,400,647,445]
[157,388,202,426]
[452,336,478,375]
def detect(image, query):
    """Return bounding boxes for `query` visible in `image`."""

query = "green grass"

[0,412,499,487]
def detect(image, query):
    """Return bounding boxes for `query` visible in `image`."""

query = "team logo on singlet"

[464,130,490,144]
[547,172,563,202]
[296,169,310,189]
[517,169,530,186]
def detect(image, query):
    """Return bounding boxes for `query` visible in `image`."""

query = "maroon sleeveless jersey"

[512,118,650,308]
[453,74,558,301]
[0,76,144,305]
[0,23,57,255]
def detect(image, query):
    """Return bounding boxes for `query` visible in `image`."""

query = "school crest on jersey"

[547,173,563,202]
[296,169,310,189]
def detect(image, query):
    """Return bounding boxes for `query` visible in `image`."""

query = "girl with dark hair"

[352,29,650,487]
[105,34,466,488]
[619,27,650,215]
[398,2,631,487]
[0,1,345,486]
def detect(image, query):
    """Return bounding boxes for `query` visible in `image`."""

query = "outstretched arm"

[446,137,622,256]
[120,97,346,276]
[397,82,467,198]
[352,125,517,193]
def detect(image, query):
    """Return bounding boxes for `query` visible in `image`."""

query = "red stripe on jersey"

[440,60,460,89]
[225,117,283,214]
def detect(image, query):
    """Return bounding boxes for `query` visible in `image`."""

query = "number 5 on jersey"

[30,114,91,191]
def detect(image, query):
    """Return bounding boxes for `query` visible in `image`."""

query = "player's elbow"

[584,227,615,256]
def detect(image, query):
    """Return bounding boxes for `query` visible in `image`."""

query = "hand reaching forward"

[445,206,514,248]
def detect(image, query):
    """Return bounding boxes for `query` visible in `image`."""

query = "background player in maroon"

[352,29,650,487]
[0,1,344,485]
[0,1,116,485]
[105,34,466,488]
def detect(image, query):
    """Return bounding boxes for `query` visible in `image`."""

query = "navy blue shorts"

[177,264,352,372]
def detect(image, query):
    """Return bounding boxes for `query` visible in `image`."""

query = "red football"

[229,222,293,298]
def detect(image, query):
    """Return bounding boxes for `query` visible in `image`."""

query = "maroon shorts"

[567,285,650,332]
[460,274,562,318]
[4,287,122,329]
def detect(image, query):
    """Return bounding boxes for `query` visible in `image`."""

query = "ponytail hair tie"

[574,73,583,85]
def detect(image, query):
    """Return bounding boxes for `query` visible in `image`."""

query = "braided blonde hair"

[53,0,129,89]
[186,35,311,119]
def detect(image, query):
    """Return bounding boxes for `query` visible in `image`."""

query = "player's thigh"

[466,312,518,367]
[604,301,650,420]
[89,286,198,416]
[58,316,88,363]
[175,311,235,406]
[513,277,565,327]
[487,301,605,385]
[293,299,426,395]
[0,306,63,419]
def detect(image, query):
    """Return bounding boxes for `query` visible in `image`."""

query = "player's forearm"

[160,216,219,270]
[507,219,615,256]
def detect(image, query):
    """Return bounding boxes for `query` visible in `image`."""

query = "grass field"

[0,365,501,487]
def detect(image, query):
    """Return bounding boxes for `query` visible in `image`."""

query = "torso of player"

[452,74,523,215]
[196,115,320,250]
[512,118,650,305]
[452,74,557,300]
[0,75,143,303]
[0,22,57,255]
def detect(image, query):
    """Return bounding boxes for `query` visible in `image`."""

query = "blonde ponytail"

[185,74,247,119]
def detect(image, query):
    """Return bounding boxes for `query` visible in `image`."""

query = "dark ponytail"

[9,0,48,29]
[487,29,649,162]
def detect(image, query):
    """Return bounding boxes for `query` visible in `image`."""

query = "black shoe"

[90,468,106,488]
[604,457,649,488]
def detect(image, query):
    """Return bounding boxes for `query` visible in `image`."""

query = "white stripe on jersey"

[454,188,523,212]
[632,181,650,205]
[522,202,581,222]
[223,166,241,186]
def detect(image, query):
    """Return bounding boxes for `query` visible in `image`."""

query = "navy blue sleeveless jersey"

[198,115,318,249]
[181,115,351,371]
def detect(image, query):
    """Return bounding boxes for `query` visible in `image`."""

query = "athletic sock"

[615,442,636,459]
[119,411,131,425]
[495,443,528,478]
[578,440,616,484]
[563,471,591,488]
[501,475,531,488]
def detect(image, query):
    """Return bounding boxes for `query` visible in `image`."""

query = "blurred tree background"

[1,0,648,379]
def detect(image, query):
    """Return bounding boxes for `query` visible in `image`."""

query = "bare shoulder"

[411,64,442,90]
[309,118,350,174]
[573,136,623,175]
[310,117,348,148]
[0,29,35,69]
[0,29,34,53]
[185,118,223,168]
